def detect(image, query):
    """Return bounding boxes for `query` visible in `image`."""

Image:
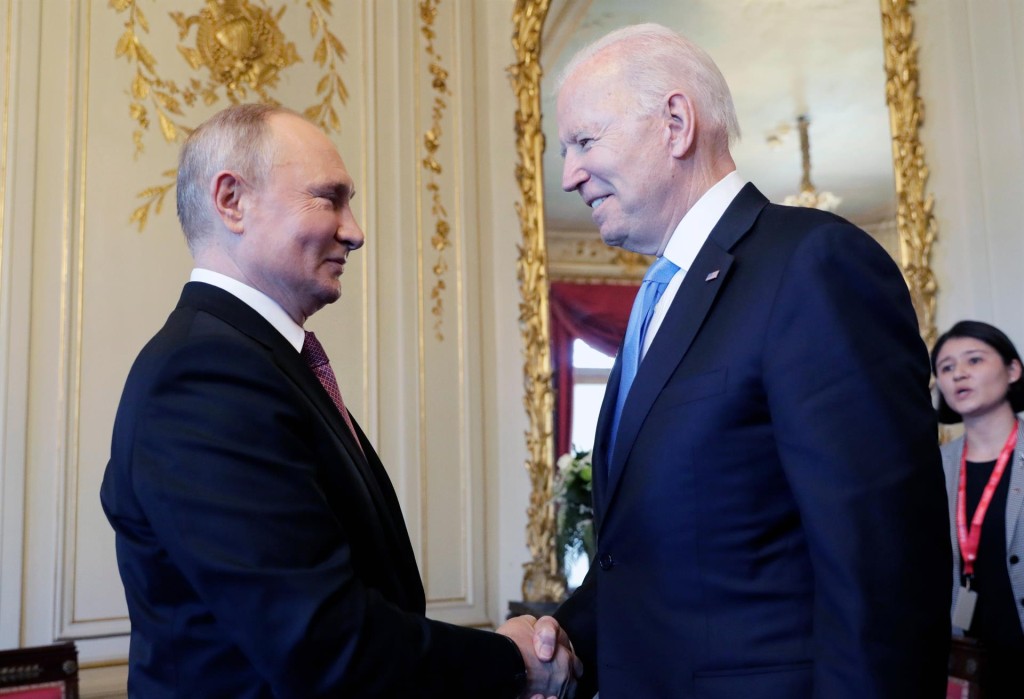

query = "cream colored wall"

[0,0,529,695]
[918,0,1024,348]
[6,0,1016,696]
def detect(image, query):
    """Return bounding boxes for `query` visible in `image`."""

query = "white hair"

[175,103,299,252]
[555,23,741,145]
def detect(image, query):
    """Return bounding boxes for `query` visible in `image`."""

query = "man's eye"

[579,138,593,149]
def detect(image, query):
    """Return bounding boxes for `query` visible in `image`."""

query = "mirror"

[510,0,938,601]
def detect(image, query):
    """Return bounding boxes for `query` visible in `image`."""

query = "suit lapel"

[592,356,623,526]
[179,283,424,602]
[1006,421,1024,550]
[603,246,733,503]
[266,332,398,523]
[602,184,769,508]
[285,349,369,467]
[178,283,388,514]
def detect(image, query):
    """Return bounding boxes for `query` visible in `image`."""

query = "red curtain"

[549,281,638,457]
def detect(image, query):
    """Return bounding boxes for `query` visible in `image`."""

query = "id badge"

[952,585,978,630]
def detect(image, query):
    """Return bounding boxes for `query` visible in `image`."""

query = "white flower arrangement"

[554,449,595,575]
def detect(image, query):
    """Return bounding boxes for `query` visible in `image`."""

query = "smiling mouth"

[589,195,609,209]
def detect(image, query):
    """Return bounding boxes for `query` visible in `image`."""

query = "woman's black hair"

[930,320,1024,424]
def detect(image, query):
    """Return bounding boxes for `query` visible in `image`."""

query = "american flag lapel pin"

[705,270,720,282]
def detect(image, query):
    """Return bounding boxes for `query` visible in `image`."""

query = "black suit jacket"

[101,282,523,698]
[556,184,952,698]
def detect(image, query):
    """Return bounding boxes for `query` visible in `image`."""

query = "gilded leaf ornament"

[419,0,453,342]
[110,0,350,231]
[302,0,350,131]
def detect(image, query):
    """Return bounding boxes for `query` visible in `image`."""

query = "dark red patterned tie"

[301,331,365,457]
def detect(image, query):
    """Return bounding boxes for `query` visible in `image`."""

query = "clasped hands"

[497,615,583,699]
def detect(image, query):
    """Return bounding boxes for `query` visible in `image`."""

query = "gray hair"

[176,103,298,251]
[556,23,741,146]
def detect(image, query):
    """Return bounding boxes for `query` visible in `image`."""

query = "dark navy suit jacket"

[556,184,952,698]
[101,282,523,698]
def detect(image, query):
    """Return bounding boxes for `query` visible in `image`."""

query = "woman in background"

[932,320,1024,696]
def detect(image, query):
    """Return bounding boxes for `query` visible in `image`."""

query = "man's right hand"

[497,615,582,699]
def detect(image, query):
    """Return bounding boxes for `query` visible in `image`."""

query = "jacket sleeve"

[554,565,599,698]
[761,222,951,698]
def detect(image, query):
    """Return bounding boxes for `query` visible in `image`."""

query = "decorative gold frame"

[509,0,937,601]
[881,0,937,347]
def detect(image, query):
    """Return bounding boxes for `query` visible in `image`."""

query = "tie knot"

[644,256,680,285]
[301,331,330,369]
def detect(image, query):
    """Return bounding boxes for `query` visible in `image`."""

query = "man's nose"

[562,153,587,192]
[339,212,365,251]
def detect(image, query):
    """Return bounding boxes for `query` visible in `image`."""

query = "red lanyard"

[957,421,1019,578]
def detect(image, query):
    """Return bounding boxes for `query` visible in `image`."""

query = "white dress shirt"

[641,171,747,358]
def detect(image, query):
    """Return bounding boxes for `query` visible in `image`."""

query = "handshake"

[497,614,584,699]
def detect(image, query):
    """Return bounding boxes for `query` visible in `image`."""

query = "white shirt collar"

[190,268,306,352]
[662,171,746,272]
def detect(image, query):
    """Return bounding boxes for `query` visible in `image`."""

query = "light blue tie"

[608,256,680,467]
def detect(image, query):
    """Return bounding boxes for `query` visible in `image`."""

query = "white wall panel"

[0,0,35,651]
[920,0,1024,345]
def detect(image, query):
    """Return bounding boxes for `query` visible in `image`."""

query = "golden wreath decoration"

[110,0,350,231]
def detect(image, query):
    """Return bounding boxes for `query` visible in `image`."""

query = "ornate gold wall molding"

[509,0,562,602]
[419,0,452,342]
[110,0,349,230]
[881,0,938,347]
[511,0,939,602]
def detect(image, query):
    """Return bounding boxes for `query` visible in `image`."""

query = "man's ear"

[211,171,246,234]
[666,92,696,159]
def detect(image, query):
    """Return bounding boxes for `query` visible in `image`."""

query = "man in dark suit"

[100,103,578,698]
[549,24,951,698]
